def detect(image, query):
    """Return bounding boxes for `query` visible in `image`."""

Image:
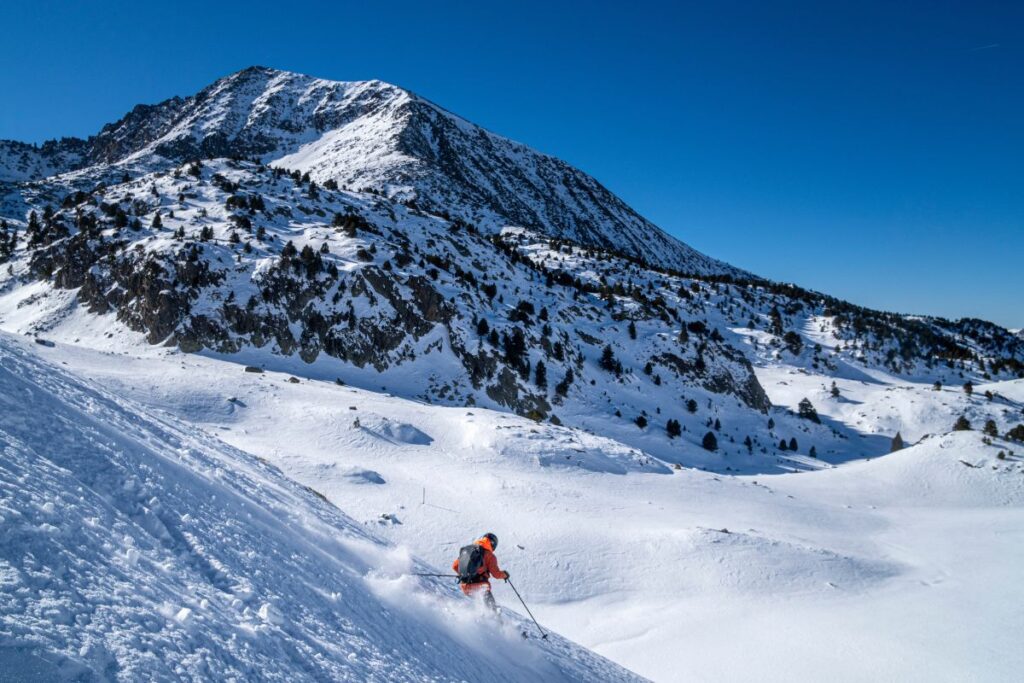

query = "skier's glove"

[504,572,510,583]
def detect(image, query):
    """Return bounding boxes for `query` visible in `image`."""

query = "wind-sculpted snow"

[0,66,735,275]
[0,333,644,681]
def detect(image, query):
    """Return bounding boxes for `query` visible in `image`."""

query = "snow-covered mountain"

[11,325,1024,682]
[2,66,1024,681]
[0,66,734,275]
[1,154,1022,469]
[0,331,642,681]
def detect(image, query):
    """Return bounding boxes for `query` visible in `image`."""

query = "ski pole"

[506,579,548,640]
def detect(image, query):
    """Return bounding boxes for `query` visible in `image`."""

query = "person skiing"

[452,532,508,610]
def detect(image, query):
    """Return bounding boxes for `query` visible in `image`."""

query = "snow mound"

[682,528,898,595]
[777,431,1024,507]
[0,334,642,682]
[343,467,387,485]
[361,417,434,446]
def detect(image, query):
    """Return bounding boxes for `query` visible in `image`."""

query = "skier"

[452,532,508,611]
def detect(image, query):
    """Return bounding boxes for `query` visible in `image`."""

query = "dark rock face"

[486,366,551,419]
[654,349,770,414]
[705,346,772,413]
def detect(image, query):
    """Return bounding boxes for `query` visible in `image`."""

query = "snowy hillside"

[0,332,642,681]
[18,332,1024,682]
[2,157,1021,475]
[0,67,733,275]
[2,64,1024,682]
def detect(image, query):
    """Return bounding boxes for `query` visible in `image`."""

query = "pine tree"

[953,415,971,431]
[809,446,817,458]
[555,369,574,397]
[963,381,974,396]
[686,398,698,413]
[768,306,784,336]
[666,419,682,438]
[797,398,821,423]
[743,435,753,452]
[702,431,718,451]
[600,344,617,372]
[628,320,637,340]
[503,328,527,374]
[151,212,162,229]
[1006,424,1024,442]
[779,439,788,451]
[830,381,840,398]
[535,360,547,389]
[788,437,798,451]
[983,419,998,437]
[783,331,803,355]
[890,432,904,452]
[635,415,648,429]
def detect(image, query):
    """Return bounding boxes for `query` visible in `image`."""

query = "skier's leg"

[483,589,497,612]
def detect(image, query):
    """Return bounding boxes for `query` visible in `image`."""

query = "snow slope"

[2,63,1023,683]
[30,333,1024,682]
[0,332,643,682]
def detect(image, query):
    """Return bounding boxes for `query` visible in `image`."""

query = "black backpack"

[457,544,486,584]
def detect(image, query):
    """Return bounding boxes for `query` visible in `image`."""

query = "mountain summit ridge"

[1,66,738,276]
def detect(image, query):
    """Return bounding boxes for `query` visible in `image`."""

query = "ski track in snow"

[0,64,1022,682]
[0,333,643,682]
[10,332,1024,682]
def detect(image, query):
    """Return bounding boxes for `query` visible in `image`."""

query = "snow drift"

[0,333,642,682]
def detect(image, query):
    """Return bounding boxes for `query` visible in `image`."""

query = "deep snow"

[0,332,643,682]
[16,324,1024,682]
[2,64,1021,682]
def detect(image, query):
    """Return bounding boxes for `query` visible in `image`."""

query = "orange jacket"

[452,537,507,587]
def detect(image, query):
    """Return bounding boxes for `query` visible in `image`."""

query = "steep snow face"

[30,336,1024,683]
[0,66,735,275]
[0,333,643,682]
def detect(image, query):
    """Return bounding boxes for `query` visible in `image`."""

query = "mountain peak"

[0,66,740,275]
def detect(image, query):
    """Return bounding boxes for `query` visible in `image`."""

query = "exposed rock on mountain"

[1,67,735,275]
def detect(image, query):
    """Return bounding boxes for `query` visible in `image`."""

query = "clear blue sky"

[2,1,1021,327]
